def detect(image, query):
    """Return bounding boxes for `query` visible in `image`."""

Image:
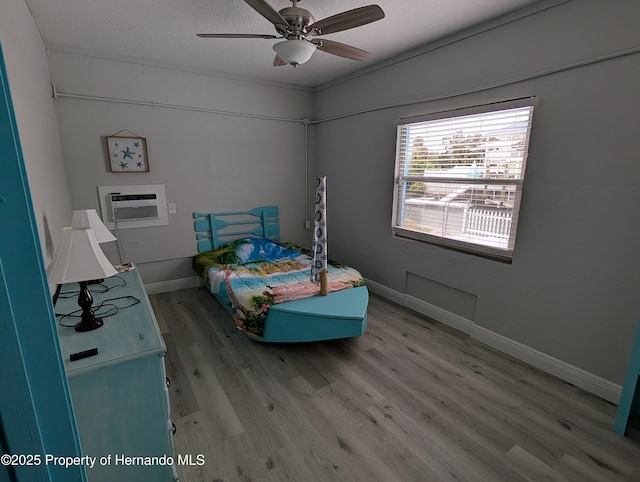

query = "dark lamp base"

[74,317,104,332]
[75,280,104,332]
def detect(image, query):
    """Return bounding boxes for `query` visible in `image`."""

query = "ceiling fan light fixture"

[273,39,315,66]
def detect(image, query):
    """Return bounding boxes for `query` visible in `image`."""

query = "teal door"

[0,44,85,481]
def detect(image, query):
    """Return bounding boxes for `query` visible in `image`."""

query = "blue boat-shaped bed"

[192,206,368,343]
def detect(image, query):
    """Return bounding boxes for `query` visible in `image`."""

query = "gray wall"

[48,50,315,283]
[0,0,73,275]
[314,0,640,385]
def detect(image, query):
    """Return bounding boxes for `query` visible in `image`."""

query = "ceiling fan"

[197,0,385,67]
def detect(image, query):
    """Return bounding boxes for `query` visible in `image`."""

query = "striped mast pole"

[311,176,328,295]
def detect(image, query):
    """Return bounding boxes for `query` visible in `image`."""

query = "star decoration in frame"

[106,136,149,172]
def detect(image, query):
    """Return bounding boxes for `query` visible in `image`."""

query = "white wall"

[0,0,72,267]
[314,0,640,388]
[48,50,315,283]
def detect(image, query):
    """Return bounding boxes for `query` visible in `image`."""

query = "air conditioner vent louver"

[110,193,159,221]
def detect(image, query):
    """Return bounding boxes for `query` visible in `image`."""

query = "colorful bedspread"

[193,237,365,337]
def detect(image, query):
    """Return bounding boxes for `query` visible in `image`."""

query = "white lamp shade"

[273,40,315,65]
[47,227,117,284]
[71,209,116,243]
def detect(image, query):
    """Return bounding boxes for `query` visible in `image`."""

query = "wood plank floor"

[149,287,640,482]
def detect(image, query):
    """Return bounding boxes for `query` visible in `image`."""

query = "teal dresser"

[55,268,178,481]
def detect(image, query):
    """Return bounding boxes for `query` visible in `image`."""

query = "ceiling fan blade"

[197,33,279,39]
[315,39,371,61]
[244,0,289,26]
[308,5,384,36]
[273,55,287,67]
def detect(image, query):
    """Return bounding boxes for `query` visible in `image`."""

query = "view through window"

[392,99,535,261]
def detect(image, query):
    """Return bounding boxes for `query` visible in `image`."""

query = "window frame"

[392,97,536,262]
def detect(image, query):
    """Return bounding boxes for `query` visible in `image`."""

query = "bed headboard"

[192,205,280,253]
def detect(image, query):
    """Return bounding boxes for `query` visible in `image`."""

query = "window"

[392,98,535,261]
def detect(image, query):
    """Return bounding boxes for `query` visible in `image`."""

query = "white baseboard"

[144,276,201,294]
[367,279,474,335]
[470,324,621,403]
[365,279,621,404]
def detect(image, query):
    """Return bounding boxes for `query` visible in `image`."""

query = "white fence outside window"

[463,208,512,240]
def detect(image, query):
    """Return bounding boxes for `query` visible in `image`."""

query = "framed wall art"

[106,134,149,172]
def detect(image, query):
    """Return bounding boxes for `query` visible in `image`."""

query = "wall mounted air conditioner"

[110,193,159,221]
[98,184,169,229]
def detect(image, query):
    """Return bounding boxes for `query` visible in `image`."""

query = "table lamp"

[72,209,116,283]
[71,209,116,243]
[47,227,118,332]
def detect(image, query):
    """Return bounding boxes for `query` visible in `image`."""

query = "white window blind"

[392,99,535,261]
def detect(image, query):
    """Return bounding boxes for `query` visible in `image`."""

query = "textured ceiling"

[25,0,542,88]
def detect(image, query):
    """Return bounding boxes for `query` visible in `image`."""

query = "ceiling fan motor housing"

[277,6,315,39]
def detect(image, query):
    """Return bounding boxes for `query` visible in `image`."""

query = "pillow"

[235,237,299,263]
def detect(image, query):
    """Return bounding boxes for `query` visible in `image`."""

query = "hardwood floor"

[149,287,640,482]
